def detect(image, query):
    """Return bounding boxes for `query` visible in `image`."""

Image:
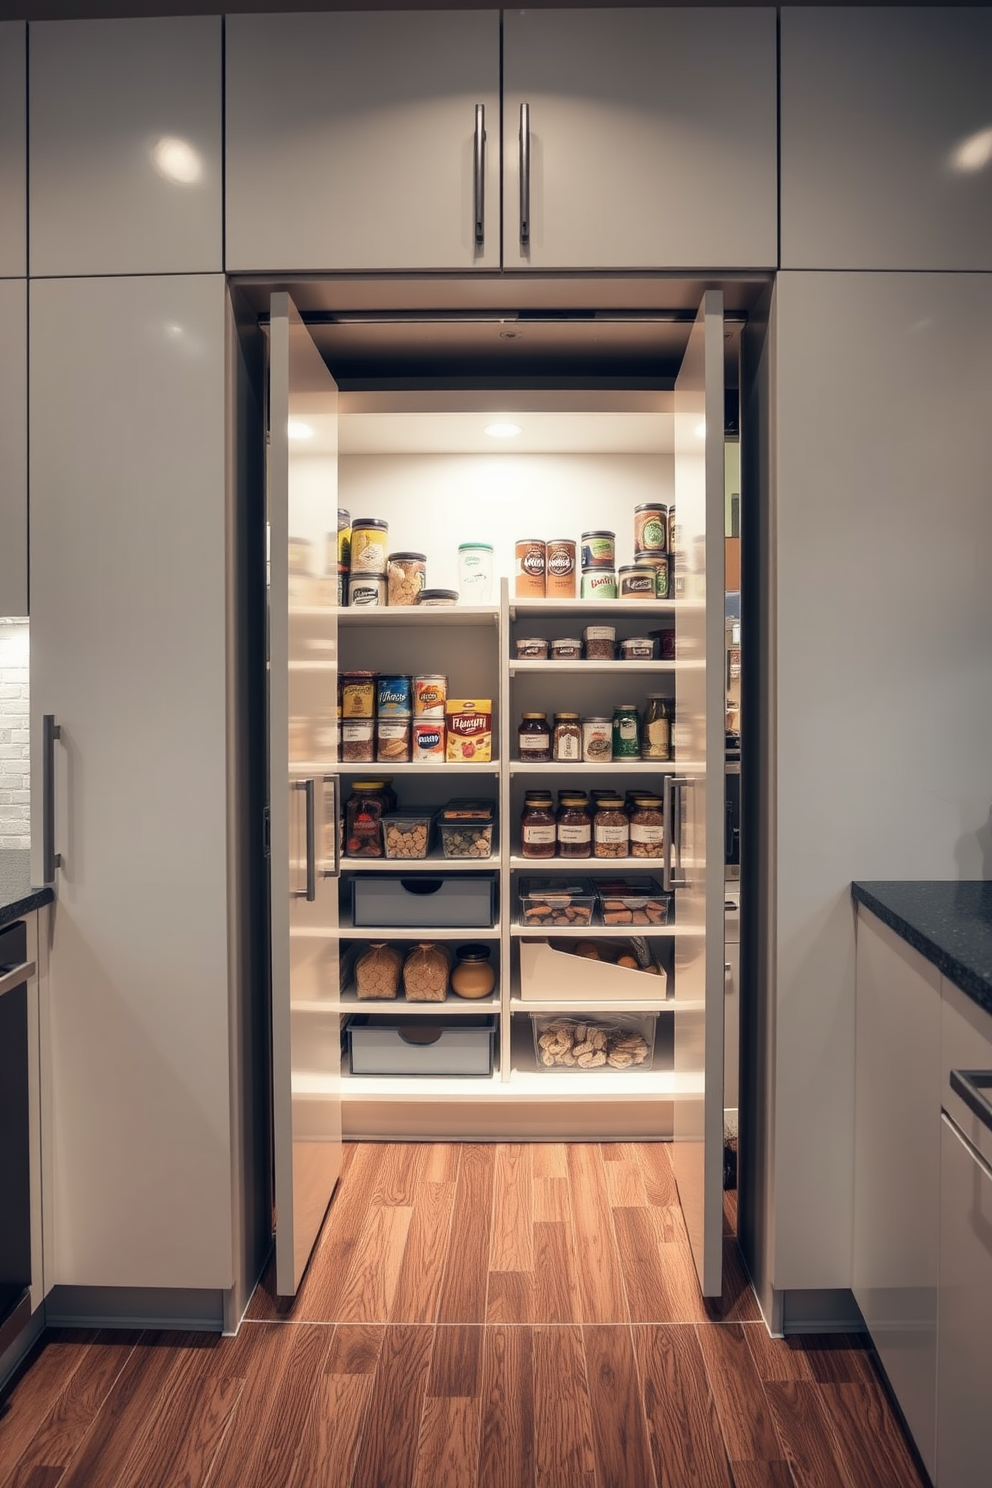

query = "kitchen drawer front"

[942,976,992,1170]
[346,1015,495,1076]
[351,873,496,929]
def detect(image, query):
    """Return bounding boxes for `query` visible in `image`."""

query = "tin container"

[515,539,546,598]
[350,518,389,575]
[376,675,412,718]
[340,671,376,719]
[336,563,349,607]
[417,588,459,607]
[376,718,412,763]
[341,719,375,764]
[581,568,618,601]
[516,637,550,659]
[411,721,446,761]
[414,675,447,718]
[582,625,615,660]
[550,637,582,660]
[618,565,657,599]
[634,551,670,599]
[546,538,577,598]
[348,573,386,607]
[619,637,655,660]
[634,503,668,554]
[582,717,613,763]
[581,531,616,570]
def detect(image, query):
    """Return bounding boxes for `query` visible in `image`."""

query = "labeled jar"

[516,636,550,659]
[552,712,582,762]
[341,719,375,763]
[629,794,665,858]
[550,636,582,660]
[583,625,615,660]
[414,675,447,717]
[519,712,552,762]
[581,530,616,569]
[581,569,618,601]
[618,565,657,600]
[375,718,412,763]
[612,704,641,760]
[593,796,630,859]
[515,539,547,598]
[641,695,672,761]
[521,792,557,859]
[582,716,613,763]
[634,551,670,599]
[345,780,393,856]
[546,538,577,598]
[619,637,655,661]
[348,573,387,607]
[386,552,426,607]
[557,793,592,859]
[417,588,459,607]
[340,671,377,719]
[634,503,668,554]
[451,944,496,1000]
[458,542,494,604]
[349,518,389,575]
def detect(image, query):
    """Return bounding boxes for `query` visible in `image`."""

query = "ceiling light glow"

[949,125,992,174]
[288,421,315,441]
[151,136,203,184]
[484,421,523,439]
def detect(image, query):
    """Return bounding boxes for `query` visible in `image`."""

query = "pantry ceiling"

[337,408,677,457]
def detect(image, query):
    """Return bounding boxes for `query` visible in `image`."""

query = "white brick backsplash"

[0,621,30,847]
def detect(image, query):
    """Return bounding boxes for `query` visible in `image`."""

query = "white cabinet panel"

[29,17,222,276]
[0,280,26,617]
[853,909,939,1480]
[29,275,233,1289]
[502,7,777,271]
[938,1113,992,1488]
[225,11,500,273]
[0,23,26,277]
[781,8,992,270]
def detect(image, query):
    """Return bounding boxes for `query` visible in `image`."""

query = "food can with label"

[349,517,389,574]
[411,721,446,761]
[545,538,577,598]
[341,719,375,764]
[375,718,412,763]
[414,675,447,718]
[347,573,387,607]
[376,675,412,718]
[581,568,618,600]
[618,565,657,599]
[633,551,670,599]
[515,539,546,598]
[633,503,668,554]
[582,716,613,763]
[340,671,376,719]
[668,505,677,555]
[581,530,616,570]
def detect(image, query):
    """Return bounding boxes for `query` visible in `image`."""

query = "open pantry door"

[268,291,343,1295]
[670,290,726,1297]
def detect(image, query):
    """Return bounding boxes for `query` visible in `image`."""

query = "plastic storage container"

[519,877,596,927]
[530,1012,655,1071]
[381,811,435,860]
[438,800,495,859]
[346,1015,496,1075]
[591,877,670,925]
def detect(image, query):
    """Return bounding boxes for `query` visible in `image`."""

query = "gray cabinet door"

[226,12,500,274]
[0,23,25,277]
[781,8,992,270]
[0,280,26,617]
[938,1113,992,1488]
[503,7,777,271]
[29,17,222,276]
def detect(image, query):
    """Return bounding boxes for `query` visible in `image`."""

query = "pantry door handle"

[42,713,62,884]
[663,775,689,891]
[519,102,531,245]
[950,1069,992,1135]
[327,775,340,880]
[474,103,486,245]
[304,779,317,902]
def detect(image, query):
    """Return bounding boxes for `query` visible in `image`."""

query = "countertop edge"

[852,881,992,1017]
[0,886,54,931]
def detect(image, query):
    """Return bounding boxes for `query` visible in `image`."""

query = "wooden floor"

[0,1142,929,1488]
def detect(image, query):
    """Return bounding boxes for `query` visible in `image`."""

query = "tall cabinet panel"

[502,7,777,271]
[0,280,27,617]
[0,23,26,277]
[29,17,222,276]
[225,11,500,274]
[781,7,992,270]
[30,275,235,1291]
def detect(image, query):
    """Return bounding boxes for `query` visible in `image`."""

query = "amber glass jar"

[629,794,665,858]
[521,791,557,859]
[557,794,592,859]
[552,712,582,762]
[451,944,496,1000]
[593,796,630,859]
[519,712,552,762]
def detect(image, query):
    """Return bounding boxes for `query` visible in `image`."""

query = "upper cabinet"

[225,11,501,274]
[0,23,26,277]
[781,8,992,271]
[0,279,27,617]
[29,17,222,277]
[502,7,777,272]
[225,7,777,275]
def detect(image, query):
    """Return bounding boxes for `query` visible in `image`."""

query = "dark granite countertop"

[852,881,992,1018]
[0,849,54,931]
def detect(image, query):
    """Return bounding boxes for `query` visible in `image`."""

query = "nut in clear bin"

[532,1013,654,1071]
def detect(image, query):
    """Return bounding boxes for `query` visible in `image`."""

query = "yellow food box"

[445,699,493,762]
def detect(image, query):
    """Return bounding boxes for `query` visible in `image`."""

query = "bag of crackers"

[444,699,492,762]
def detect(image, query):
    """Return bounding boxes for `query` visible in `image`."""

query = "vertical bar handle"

[327,775,340,880]
[303,778,316,903]
[42,714,62,884]
[663,775,689,891]
[519,102,531,245]
[474,103,486,246]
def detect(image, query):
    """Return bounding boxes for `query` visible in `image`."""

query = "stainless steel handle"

[519,102,530,245]
[0,960,36,1000]
[663,774,689,891]
[303,778,317,903]
[474,103,486,246]
[327,775,340,879]
[950,1069,992,1136]
[42,713,62,884]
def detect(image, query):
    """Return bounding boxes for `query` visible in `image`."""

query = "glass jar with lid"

[552,712,582,762]
[629,794,665,858]
[641,695,673,761]
[451,944,496,1000]
[518,712,552,762]
[593,796,630,859]
[611,704,641,760]
[557,793,592,859]
[345,780,395,858]
[521,791,557,859]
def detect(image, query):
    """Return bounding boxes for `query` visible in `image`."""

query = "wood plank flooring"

[0,1142,931,1488]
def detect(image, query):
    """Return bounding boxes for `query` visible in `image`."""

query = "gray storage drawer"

[346,1015,496,1076]
[351,873,496,928]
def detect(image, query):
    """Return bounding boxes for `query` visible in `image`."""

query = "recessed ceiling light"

[151,136,203,184]
[288,421,315,441]
[484,421,523,439]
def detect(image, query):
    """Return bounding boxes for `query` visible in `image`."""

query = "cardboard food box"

[444,699,493,762]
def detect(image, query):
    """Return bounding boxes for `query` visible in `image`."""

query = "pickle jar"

[552,712,582,762]
[557,793,592,859]
[593,796,630,859]
[629,794,665,859]
[521,792,557,859]
[518,712,552,762]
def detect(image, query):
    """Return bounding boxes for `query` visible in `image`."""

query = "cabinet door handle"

[474,103,486,246]
[327,775,340,880]
[519,102,531,245]
[663,775,688,891]
[303,778,317,903]
[950,1069,992,1135]
[42,713,62,884]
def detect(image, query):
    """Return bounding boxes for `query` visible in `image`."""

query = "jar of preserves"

[641,695,673,760]
[521,792,557,859]
[519,712,551,762]
[593,796,630,859]
[612,704,641,760]
[552,712,582,762]
[629,794,665,858]
[557,794,592,859]
[451,943,496,1000]
[344,780,394,857]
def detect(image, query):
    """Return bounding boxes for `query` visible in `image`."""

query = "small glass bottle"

[557,793,592,859]
[612,704,641,760]
[641,695,673,761]
[593,796,630,859]
[519,712,552,762]
[552,712,582,762]
[521,791,557,859]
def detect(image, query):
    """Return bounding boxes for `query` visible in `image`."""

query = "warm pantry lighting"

[949,124,992,173]
[151,136,203,184]
[484,421,523,438]
[288,421,315,441]
[695,421,706,438]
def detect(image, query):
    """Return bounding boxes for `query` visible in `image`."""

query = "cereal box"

[445,699,493,762]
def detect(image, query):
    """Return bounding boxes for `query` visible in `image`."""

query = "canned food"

[634,551,670,599]
[387,552,427,607]
[414,675,447,717]
[633,503,668,554]
[515,539,546,598]
[376,718,412,763]
[349,518,389,574]
[377,675,412,717]
[348,573,387,607]
[341,719,375,763]
[516,637,550,659]
[340,671,376,719]
[581,569,618,600]
[582,717,613,763]
[618,565,657,599]
[580,531,616,569]
[546,538,577,598]
[411,721,446,760]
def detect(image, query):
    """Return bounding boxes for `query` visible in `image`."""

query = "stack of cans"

[375,674,413,762]
[412,674,447,762]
